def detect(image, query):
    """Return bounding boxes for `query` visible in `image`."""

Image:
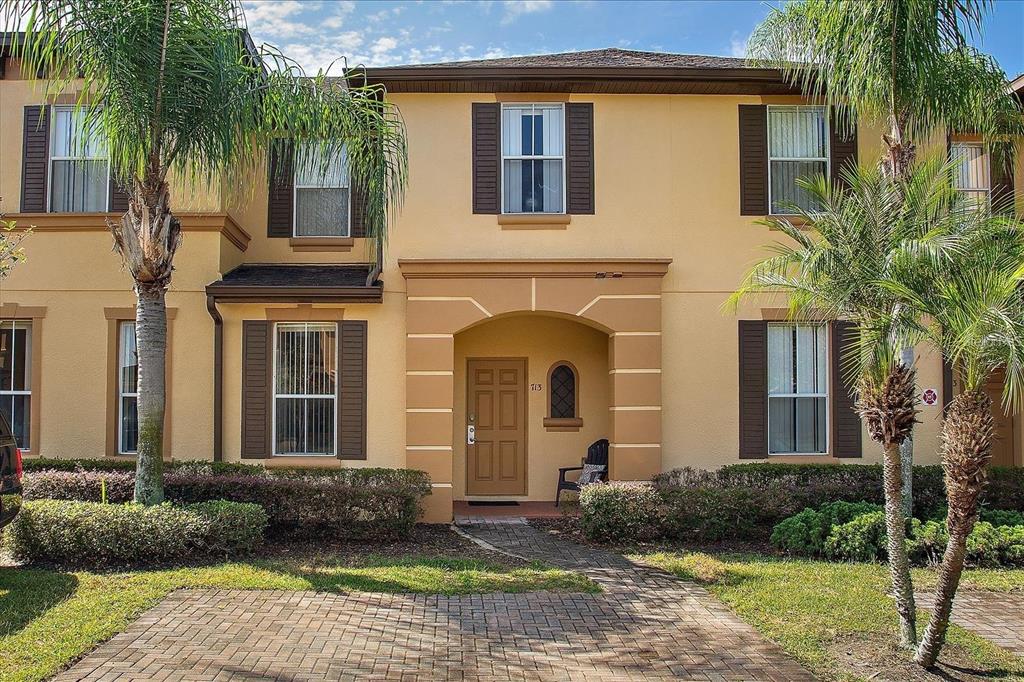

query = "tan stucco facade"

[3,64,1022,523]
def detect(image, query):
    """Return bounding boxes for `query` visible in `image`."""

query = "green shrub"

[770,501,883,556]
[579,482,662,543]
[980,508,1024,527]
[661,486,774,541]
[824,511,887,561]
[22,458,264,476]
[6,499,267,567]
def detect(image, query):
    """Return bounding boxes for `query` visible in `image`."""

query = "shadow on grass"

[0,567,78,637]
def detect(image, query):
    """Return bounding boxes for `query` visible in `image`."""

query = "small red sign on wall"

[922,388,938,406]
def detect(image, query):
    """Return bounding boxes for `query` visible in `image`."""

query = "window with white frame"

[273,322,337,456]
[50,106,110,212]
[502,103,565,214]
[951,142,990,206]
[117,321,139,454]
[0,321,31,450]
[768,323,828,454]
[768,106,829,214]
[293,145,350,237]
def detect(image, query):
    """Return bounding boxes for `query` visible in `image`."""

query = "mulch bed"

[830,633,1011,682]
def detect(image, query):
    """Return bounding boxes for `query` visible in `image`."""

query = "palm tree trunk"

[915,390,993,668]
[899,346,915,517]
[133,285,166,505]
[883,441,918,648]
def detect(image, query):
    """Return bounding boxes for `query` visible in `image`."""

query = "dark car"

[0,413,22,528]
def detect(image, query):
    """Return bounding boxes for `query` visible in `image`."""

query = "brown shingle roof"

[392,47,749,71]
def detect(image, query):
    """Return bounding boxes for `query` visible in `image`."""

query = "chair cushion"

[578,463,606,486]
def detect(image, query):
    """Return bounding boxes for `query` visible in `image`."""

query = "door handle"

[467,424,476,445]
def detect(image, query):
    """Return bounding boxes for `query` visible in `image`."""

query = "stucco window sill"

[264,456,344,468]
[289,237,354,252]
[543,417,583,431]
[498,214,571,230]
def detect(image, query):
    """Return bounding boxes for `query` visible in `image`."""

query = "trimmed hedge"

[22,458,263,475]
[579,482,661,543]
[23,468,432,539]
[7,499,267,567]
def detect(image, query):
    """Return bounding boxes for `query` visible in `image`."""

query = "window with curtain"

[502,104,565,214]
[768,323,828,454]
[118,321,139,454]
[549,363,577,419]
[273,322,337,456]
[951,143,990,207]
[293,144,350,237]
[0,321,31,450]
[50,106,109,212]
[768,106,829,215]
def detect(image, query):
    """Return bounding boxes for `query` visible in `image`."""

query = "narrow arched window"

[549,363,577,419]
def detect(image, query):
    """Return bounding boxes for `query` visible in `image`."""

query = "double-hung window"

[768,105,829,214]
[117,321,139,454]
[951,142,990,207]
[502,104,565,214]
[49,106,110,212]
[768,323,828,454]
[293,145,350,237]
[273,322,337,456]
[0,321,32,450]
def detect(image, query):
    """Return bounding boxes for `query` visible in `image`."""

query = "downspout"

[205,294,223,462]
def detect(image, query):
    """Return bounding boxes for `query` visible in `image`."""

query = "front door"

[467,358,527,495]
[985,369,1017,467]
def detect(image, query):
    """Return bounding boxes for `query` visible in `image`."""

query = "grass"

[634,551,1024,681]
[0,552,596,682]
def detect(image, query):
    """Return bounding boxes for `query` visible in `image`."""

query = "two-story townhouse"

[0,44,1020,522]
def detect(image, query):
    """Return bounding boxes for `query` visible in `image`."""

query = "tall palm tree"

[748,0,1022,647]
[882,192,1024,667]
[729,161,957,649]
[7,0,408,504]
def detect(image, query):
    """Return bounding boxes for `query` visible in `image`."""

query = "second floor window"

[294,145,350,237]
[951,142,990,207]
[502,104,564,214]
[768,106,829,215]
[50,107,109,212]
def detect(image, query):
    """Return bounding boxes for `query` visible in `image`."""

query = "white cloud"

[242,1,319,40]
[729,31,750,58]
[501,0,553,25]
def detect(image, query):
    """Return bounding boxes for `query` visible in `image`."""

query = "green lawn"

[0,552,596,682]
[635,551,1024,681]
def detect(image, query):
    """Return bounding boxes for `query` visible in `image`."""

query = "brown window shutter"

[991,151,1016,216]
[241,321,272,458]
[472,102,500,214]
[350,183,368,238]
[338,320,367,460]
[566,102,595,214]
[738,320,768,459]
[267,141,294,238]
[109,178,130,213]
[830,108,858,189]
[21,105,50,212]
[738,105,768,216]
[830,320,863,458]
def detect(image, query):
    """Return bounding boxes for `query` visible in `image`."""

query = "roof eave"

[205,284,384,304]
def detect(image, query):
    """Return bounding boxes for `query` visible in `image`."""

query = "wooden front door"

[467,358,527,496]
[985,369,1017,467]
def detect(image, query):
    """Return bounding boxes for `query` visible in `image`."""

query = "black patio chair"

[555,438,609,507]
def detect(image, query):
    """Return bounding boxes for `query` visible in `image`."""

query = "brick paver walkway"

[918,590,1024,655]
[55,522,812,681]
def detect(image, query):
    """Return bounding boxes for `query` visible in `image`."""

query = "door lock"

[467,424,476,445]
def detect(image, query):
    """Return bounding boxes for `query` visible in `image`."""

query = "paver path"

[54,521,812,681]
[918,590,1024,656]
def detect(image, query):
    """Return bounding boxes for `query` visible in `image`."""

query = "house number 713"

[530,383,542,391]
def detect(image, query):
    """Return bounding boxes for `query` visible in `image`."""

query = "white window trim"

[950,142,991,201]
[292,146,352,238]
[500,102,567,215]
[47,105,112,213]
[766,105,830,216]
[117,321,138,455]
[271,321,338,457]
[767,322,830,456]
[0,320,31,452]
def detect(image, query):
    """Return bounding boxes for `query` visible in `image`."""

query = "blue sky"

[240,0,1024,78]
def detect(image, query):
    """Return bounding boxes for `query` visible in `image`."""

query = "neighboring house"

[0,45,1020,521]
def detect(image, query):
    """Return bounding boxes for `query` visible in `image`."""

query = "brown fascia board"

[205,285,383,304]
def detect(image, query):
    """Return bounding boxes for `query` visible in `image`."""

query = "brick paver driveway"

[55,521,811,681]
[918,590,1024,656]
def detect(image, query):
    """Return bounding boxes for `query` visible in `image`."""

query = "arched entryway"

[399,258,671,521]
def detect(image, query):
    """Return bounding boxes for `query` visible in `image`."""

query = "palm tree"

[729,161,958,649]
[748,0,1022,647]
[7,0,408,504]
[881,191,1024,667]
